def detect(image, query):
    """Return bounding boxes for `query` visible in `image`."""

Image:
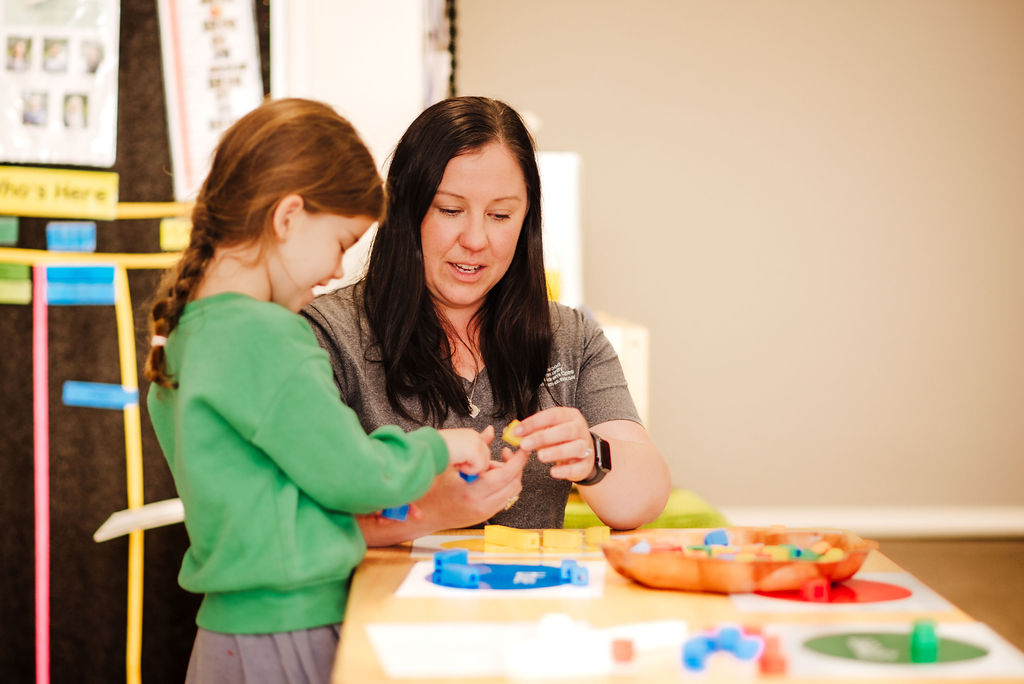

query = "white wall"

[457,1,1024,522]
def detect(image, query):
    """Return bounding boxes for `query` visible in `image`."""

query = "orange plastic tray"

[602,527,878,593]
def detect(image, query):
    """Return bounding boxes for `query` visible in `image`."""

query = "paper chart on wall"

[0,0,119,167]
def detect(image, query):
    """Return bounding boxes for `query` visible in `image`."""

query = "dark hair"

[362,96,551,423]
[145,97,384,388]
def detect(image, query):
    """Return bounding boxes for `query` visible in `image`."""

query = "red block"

[800,577,831,602]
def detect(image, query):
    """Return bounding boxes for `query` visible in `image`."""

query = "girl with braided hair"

[144,98,490,683]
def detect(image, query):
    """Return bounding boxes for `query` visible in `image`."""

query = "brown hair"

[145,97,383,388]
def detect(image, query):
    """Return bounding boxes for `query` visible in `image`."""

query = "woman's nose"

[458,214,487,250]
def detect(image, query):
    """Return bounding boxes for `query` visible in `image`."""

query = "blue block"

[733,636,764,661]
[433,549,469,571]
[716,626,742,652]
[559,560,589,585]
[704,528,729,546]
[46,222,97,252]
[62,381,139,409]
[459,471,479,483]
[432,563,482,589]
[380,505,409,521]
[682,636,716,671]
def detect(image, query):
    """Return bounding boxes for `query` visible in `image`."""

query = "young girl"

[144,98,491,683]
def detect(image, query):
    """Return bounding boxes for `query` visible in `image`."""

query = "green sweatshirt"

[147,293,448,634]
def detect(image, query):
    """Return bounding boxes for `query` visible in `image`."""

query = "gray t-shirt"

[302,284,641,529]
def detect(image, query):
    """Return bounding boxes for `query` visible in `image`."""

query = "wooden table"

[332,531,1021,683]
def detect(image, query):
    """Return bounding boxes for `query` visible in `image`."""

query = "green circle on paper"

[804,632,988,664]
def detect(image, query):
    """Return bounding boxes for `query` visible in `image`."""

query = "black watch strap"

[575,432,612,486]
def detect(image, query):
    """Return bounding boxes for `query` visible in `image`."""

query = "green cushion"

[563,488,729,529]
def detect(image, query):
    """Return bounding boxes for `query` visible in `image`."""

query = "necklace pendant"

[468,402,480,418]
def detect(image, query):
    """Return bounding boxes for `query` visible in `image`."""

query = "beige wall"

[458,0,1024,508]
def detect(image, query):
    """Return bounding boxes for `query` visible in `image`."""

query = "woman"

[303,96,670,545]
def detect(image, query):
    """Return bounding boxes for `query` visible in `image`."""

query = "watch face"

[595,436,612,471]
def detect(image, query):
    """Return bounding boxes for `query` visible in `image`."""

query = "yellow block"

[584,526,610,546]
[501,419,522,447]
[160,218,191,251]
[0,166,118,219]
[484,524,539,550]
[542,529,583,550]
[818,548,846,563]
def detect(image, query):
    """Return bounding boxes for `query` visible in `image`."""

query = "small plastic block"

[629,540,651,554]
[484,524,540,550]
[380,505,409,521]
[715,626,742,652]
[733,635,765,661]
[542,528,583,550]
[797,548,821,561]
[502,419,522,447]
[910,619,939,663]
[611,638,634,663]
[709,545,739,557]
[46,221,97,252]
[558,560,589,585]
[62,381,139,409]
[759,635,787,675]
[778,543,802,559]
[458,471,478,483]
[762,546,791,561]
[584,526,610,546]
[682,635,715,672]
[734,552,758,562]
[704,528,729,546]
[433,548,469,569]
[432,563,482,588]
[686,544,710,556]
[0,216,18,245]
[800,577,831,602]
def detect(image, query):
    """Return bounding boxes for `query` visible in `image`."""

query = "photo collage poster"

[0,0,119,167]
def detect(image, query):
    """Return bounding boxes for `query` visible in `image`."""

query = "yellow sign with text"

[0,166,119,220]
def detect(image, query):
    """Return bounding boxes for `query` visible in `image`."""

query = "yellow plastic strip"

[114,266,144,684]
[115,202,192,220]
[0,248,180,269]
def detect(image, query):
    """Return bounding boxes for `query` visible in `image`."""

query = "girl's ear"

[272,194,305,240]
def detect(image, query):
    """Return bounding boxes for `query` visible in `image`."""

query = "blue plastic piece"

[433,549,469,570]
[716,626,742,652]
[432,563,483,588]
[559,559,589,585]
[380,505,409,521]
[704,528,729,546]
[458,471,479,483]
[629,540,651,554]
[46,222,97,252]
[732,635,764,661]
[62,381,139,409]
[682,636,715,671]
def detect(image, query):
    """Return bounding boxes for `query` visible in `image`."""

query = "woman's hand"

[438,425,494,477]
[513,406,595,482]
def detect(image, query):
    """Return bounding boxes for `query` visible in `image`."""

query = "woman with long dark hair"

[304,96,670,543]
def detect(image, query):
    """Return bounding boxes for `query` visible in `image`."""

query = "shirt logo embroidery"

[545,362,576,387]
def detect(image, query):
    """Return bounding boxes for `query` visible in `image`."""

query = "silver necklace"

[466,372,481,418]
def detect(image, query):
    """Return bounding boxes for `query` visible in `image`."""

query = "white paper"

[157,0,264,201]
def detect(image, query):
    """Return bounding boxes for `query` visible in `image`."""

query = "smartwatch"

[575,432,612,486]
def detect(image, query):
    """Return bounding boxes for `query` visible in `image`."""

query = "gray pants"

[185,624,341,684]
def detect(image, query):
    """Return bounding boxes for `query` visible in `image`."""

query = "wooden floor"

[879,538,1024,651]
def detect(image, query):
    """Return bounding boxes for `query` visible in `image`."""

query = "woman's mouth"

[451,263,483,274]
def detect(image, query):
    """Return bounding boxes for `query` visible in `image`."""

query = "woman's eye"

[491,213,511,221]
[439,207,461,217]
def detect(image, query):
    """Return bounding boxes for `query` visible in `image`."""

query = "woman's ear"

[272,194,305,240]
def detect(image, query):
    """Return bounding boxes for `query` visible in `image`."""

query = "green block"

[910,620,939,663]
[0,216,17,245]
[0,279,31,304]
[0,262,31,280]
[563,488,729,530]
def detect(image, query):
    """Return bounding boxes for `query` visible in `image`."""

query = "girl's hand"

[514,407,595,482]
[438,425,494,477]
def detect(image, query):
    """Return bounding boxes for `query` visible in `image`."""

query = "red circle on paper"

[755,579,912,604]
